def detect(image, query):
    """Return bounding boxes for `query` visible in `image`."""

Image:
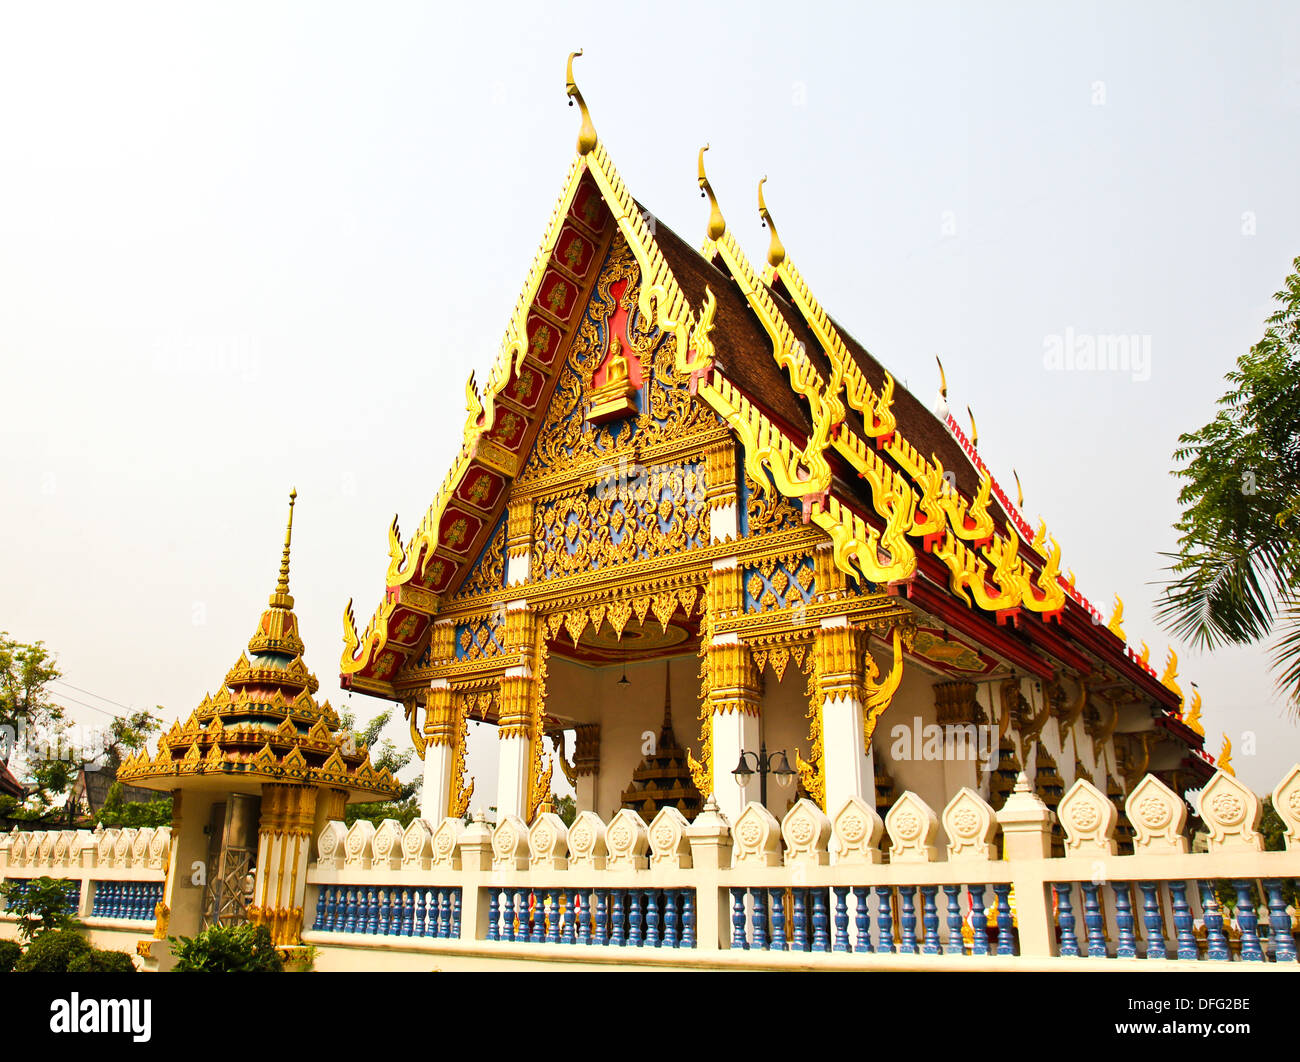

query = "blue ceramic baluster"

[1168,881,1197,960]
[1112,883,1136,958]
[1264,881,1296,963]
[752,888,768,950]
[562,890,576,945]
[1079,882,1106,957]
[833,887,850,953]
[875,887,895,954]
[942,885,962,956]
[1054,884,1079,957]
[898,886,918,954]
[770,889,787,952]
[342,888,357,934]
[853,886,872,953]
[629,890,644,947]
[487,889,500,941]
[921,886,940,955]
[611,890,626,946]
[451,889,461,938]
[514,889,526,943]
[812,889,830,953]
[366,887,380,934]
[378,888,392,935]
[682,891,695,948]
[665,889,679,948]
[993,884,1015,956]
[646,888,660,947]
[1232,880,1263,962]
[1138,881,1165,959]
[730,888,748,950]
[311,886,328,931]
[595,889,608,946]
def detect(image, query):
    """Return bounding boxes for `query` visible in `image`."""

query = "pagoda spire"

[269,488,297,610]
[660,659,674,744]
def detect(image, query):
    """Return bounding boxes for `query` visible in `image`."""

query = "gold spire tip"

[566,50,597,156]
[272,488,297,604]
[966,406,978,449]
[697,144,726,242]
[757,176,785,267]
[936,356,947,399]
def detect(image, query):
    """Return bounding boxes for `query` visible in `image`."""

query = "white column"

[419,681,456,821]
[496,734,531,822]
[711,707,759,824]
[822,691,871,815]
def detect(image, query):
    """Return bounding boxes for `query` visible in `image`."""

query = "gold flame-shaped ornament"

[1217,733,1234,776]
[1184,686,1204,737]
[697,144,726,242]
[1107,594,1125,640]
[757,177,785,268]
[565,50,597,156]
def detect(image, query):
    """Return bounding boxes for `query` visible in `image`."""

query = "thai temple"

[3,55,1298,971]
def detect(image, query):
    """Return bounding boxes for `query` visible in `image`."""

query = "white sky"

[2,1,1298,802]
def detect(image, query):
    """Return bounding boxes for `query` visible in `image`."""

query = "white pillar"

[496,735,531,822]
[419,681,456,821]
[711,707,759,824]
[822,691,871,816]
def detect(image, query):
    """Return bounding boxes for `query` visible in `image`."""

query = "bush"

[66,948,137,973]
[0,939,22,973]
[0,877,81,942]
[14,929,93,973]
[170,923,283,973]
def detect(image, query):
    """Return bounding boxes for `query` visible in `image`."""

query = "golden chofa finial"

[936,356,948,400]
[1013,469,1024,510]
[1218,733,1235,776]
[566,50,597,156]
[270,488,297,609]
[966,405,979,448]
[757,177,785,267]
[697,144,726,242]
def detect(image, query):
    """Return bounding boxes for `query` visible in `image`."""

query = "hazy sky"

[2,2,1298,801]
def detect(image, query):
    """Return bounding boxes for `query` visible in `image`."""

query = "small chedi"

[117,491,399,962]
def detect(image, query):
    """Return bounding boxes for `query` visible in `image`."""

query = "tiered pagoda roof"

[121,491,400,800]
[619,663,702,822]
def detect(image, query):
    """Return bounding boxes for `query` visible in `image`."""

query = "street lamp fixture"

[732,741,796,806]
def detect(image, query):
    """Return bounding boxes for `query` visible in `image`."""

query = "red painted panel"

[538,270,578,322]
[524,313,563,365]
[455,467,506,510]
[438,509,484,556]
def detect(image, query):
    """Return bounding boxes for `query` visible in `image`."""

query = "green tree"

[552,793,577,827]
[337,704,421,826]
[0,634,64,766]
[1157,256,1300,713]
[93,781,173,828]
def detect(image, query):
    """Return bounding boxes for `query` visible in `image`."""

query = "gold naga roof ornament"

[565,49,597,156]
[936,355,948,400]
[1183,683,1204,736]
[1138,640,1150,668]
[757,177,785,268]
[1218,733,1234,776]
[1012,469,1024,510]
[697,144,726,242]
[1107,594,1126,640]
[1160,646,1183,708]
[966,405,979,449]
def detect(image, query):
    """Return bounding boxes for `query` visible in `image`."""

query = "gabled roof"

[337,57,1210,776]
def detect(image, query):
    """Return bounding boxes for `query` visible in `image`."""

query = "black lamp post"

[732,742,796,806]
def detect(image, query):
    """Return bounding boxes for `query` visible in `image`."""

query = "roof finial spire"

[1013,469,1024,509]
[697,145,726,242]
[934,356,949,419]
[757,177,785,267]
[271,488,297,607]
[966,405,979,449]
[566,50,597,156]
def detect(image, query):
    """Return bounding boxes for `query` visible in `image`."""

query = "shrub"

[170,923,283,973]
[0,876,81,942]
[14,929,93,973]
[66,948,137,973]
[0,939,22,973]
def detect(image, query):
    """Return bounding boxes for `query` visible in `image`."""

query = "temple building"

[335,53,1214,842]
